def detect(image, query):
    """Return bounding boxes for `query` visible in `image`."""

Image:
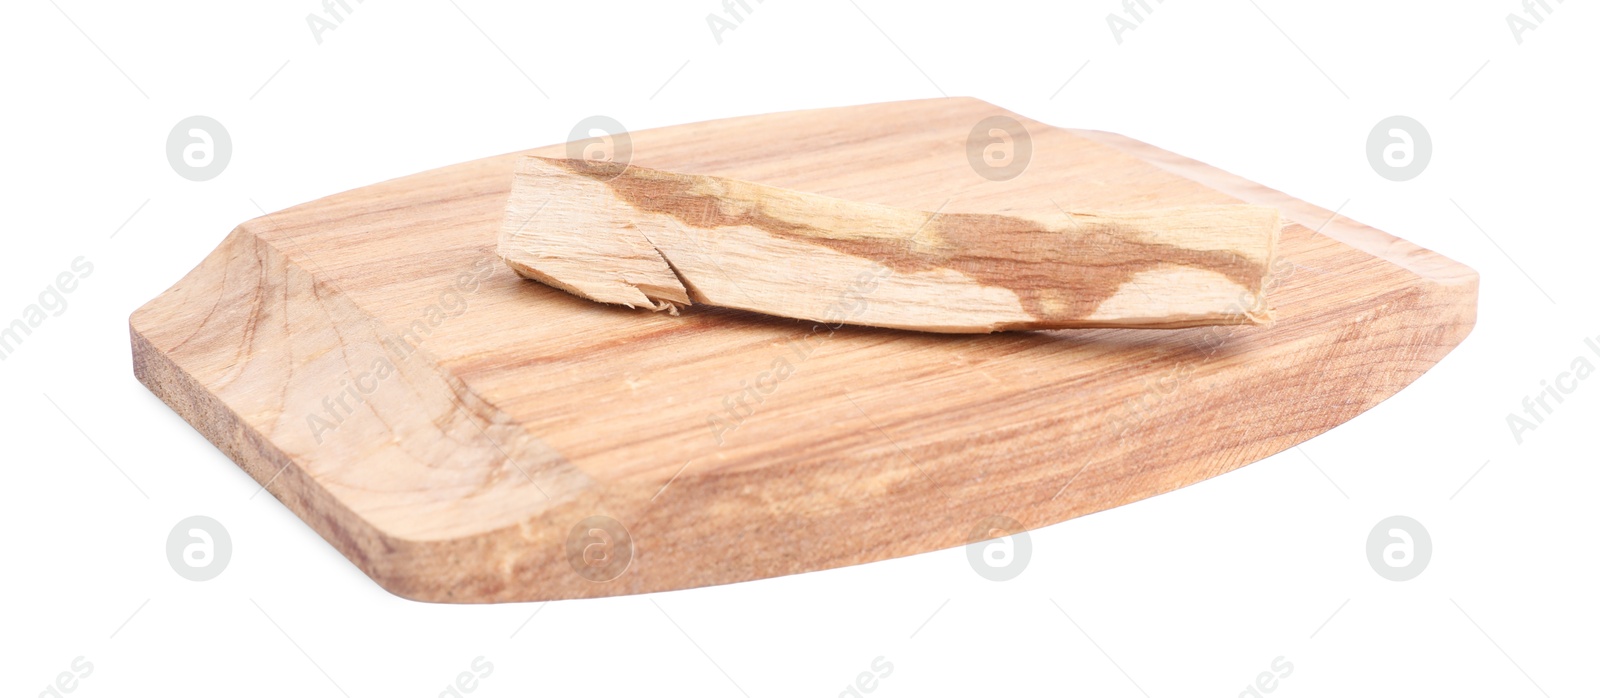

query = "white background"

[2,1,1596,696]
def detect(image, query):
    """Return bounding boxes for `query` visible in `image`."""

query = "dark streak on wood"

[552,158,1272,322]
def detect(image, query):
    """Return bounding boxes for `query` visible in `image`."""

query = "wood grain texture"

[499,156,1283,332]
[130,98,1477,603]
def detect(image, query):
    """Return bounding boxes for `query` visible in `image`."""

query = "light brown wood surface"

[499,156,1283,332]
[130,98,1477,603]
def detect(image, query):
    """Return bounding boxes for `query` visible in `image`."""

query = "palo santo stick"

[498,156,1281,333]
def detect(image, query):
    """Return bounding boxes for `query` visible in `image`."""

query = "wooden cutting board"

[131,98,1477,603]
